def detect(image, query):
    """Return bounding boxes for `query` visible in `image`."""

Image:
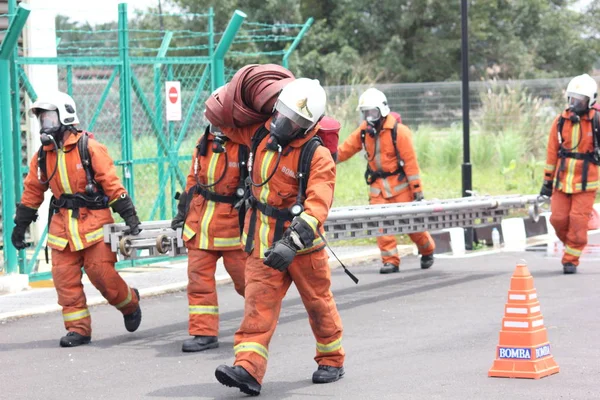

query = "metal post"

[66,65,73,96]
[282,18,313,69]
[154,31,172,220]
[118,3,135,199]
[208,7,214,89]
[211,10,246,91]
[0,4,31,274]
[460,0,474,249]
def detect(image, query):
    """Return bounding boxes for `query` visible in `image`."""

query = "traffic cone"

[488,262,559,379]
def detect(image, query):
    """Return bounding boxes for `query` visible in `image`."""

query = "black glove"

[264,236,299,272]
[413,191,424,202]
[171,191,189,230]
[11,225,29,250]
[11,203,38,250]
[540,181,553,198]
[111,193,142,235]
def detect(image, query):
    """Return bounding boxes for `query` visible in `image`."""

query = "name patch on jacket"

[228,161,240,168]
[281,166,296,179]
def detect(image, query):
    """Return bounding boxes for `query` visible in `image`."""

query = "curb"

[0,245,401,322]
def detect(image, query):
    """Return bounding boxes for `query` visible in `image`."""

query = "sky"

[35,0,165,24]
[43,0,595,26]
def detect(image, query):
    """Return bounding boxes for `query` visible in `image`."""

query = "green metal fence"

[0,2,312,279]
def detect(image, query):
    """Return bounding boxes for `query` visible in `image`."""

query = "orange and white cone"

[488,262,559,379]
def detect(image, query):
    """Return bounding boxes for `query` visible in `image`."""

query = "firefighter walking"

[11,91,142,347]
[211,78,345,396]
[171,124,248,352]
[540,73,599,274]
[337,88,435,273]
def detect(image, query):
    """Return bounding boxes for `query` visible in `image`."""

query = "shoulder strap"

[557,116,565,146]
[296,136,323,205]
[592,112,600,148]
[391,120,404,167]
[37,145,47,178]
[238,144,249,182]
[251,126,270,155]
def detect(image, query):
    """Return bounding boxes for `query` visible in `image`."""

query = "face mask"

[38,110,65,145]
[362,108,382,124]
[267,112,305,150]
[568,95,589,116]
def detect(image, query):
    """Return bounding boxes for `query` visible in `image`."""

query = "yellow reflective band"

[115,289,133,309]
[68,209,85,251]
[369,187,381,195]
[380,248,399,256]
[419,241,432,249]
[545,164,556,171]
[183,223,195,241]
[189,305,219,315]
[316,338,342,353]
[199,202,216,249]
[565,246,582,257]
[234,342,269,360]
[297,235,324,254]
[63,308,90,322]
[48,234,68,247]
[199,151,221,249]
[392,182,409,192]
[85,228,104,243]
[57,149,73,194]
[576,181,599,190]
[258,151,276,258]
[299,212,318,233]
[407,174,420,181]
[214,237,241,247]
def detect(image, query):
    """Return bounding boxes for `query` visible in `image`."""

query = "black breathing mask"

[38,110,65,146]
[267,111,307,151]
[568,95,589,117]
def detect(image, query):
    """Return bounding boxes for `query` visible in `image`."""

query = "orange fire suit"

[337,114,435,266]
[221,120,344,384]
[543,109,599,266]
[181,134,247,336]
[19,131,139,337]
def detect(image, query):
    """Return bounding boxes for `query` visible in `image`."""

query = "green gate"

[0,2,313,280]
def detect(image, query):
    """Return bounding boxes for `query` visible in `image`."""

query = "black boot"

[124,288,142,332]
[379,263,399,274]
[182,335,219,352]
[420,254,434,269]
[563,263,577,274]
[59,331,91,348]
[215,365,261,396]
[312,365,345,384]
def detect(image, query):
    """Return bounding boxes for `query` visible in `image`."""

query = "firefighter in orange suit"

[540,74,599,274]
[337,88,435,274]
[213,78,344,396]
[171,124,248,352]
[11,91,142,347]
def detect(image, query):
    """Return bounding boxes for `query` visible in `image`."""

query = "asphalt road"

[1,246,599,400]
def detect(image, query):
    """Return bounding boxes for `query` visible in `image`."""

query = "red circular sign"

[168,86,178,104]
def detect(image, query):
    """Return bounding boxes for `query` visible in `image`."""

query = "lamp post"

[460,0,474,249]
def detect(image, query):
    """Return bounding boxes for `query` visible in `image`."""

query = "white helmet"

[566,74,597,110]
[28,91,79,125]
[274,78,326,132]
[356,88,390,118]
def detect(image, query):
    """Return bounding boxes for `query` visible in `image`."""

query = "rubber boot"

[312,365,345,383]
[420,254,434,269]
[124,288,142,332]
[215,365,261,396]
[563,263,577,274]
[379,263,399,274]
[182,335,219,352]
[59,331,91,348]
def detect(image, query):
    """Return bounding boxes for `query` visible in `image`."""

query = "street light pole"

[460,0,474,249]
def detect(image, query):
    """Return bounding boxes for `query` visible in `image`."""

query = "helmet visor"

[38,110,61,134]
[568,93,589,114]
[361,107,381,123]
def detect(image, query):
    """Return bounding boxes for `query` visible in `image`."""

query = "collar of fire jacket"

[260,118,320,149]
[560,108,597,121]
[42,130,82,152]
